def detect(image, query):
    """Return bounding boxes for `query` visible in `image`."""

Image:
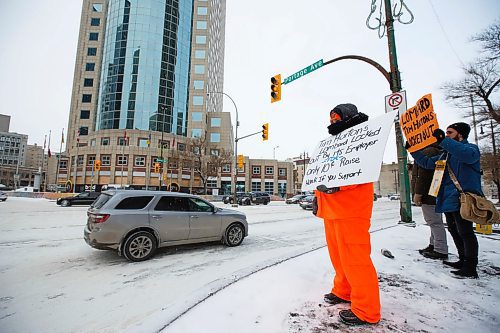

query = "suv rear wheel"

[123,231,157,261]
[224,223,244,247]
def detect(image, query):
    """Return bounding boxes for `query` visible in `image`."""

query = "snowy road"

[0,197,401,333]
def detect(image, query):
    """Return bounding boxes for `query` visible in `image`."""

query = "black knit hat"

[330,103,358,120]
[447,122,471,139]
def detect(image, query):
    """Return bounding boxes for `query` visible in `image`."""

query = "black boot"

[451,258,478,279]
[443,259,464,269]
[418,244,433,255]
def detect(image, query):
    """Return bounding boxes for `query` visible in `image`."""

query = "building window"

[177,143,186,151]
[117,155,128,166]
[77,155,84,166]
[134,156,146,167]
[195,36,206,44]
[264,182,274,194]
[59,160,68,169]
[138,138,148,147]
[210,149,219,156]
[92,4,103,12]
[89,32,99,41]
[87,155,96,166]
[101,155,111,166]
[159,140,169,149]
[84,78,94,87]
[191,129,202,138]
[87,47,97,56]
[90,18,100,26]
[118,137,128,146]
[222,164,230,173]
[79,127,89,136]
[211,118,221,127]
[168,160,178,169]
[279,168,286,176]
[85,63,95,71]
[210,133,220,143]
[101,137,110,146]
[265,166,274,175]
[193,80,204,90]
[253,166,261,175]
[194,65,205,74]
[90,139,96,146]
[192,112,202,121]
[196,21,207,29]
[194,50,205,59]
[82,94,92,103]
[80,110,90,119]
[193,96,204,105]
[207,179,217,188]
[197,7,208,15]
[252,181,261,192]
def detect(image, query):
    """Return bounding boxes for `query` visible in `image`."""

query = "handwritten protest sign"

[400,94,439,153]
[302,111,396,191]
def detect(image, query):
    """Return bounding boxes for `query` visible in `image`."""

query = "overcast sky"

[0,0,498,163]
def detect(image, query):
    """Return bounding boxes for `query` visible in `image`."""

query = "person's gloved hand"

[316,185,340,194]
[413,194,423,206]
[404,141,411,150]
[312,196,318,215]
[432,128,445,144]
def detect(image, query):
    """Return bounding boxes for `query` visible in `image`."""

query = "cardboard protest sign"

[302,111,396,191]
[400,94,439,153]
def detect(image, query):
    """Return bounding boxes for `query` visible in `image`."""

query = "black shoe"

[443,259,463,269]
[324,293,350,305]
[422,250,448,260]
[418,244,434,255]
[338,309,374,326]
[451,269,479,279]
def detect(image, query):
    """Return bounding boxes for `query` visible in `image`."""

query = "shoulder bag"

[448,168,499,225]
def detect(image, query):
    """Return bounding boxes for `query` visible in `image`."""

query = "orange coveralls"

[315,182,381,323]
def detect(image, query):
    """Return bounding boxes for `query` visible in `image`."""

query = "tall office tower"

[65,0,229,192]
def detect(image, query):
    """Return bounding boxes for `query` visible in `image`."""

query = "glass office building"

[96,0,193,136]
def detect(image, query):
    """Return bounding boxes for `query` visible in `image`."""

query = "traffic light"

[154,162,160,173]
[237,155,244,169]
[262,123,269,141]
[94,160,101,171]
[270,74,281,103]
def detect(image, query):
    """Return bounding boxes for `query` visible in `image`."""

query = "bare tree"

[190,135,232,194]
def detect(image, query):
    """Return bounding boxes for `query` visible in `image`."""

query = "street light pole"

[273,145,280,159]
[383,0,412,223]
[207,91,239,207]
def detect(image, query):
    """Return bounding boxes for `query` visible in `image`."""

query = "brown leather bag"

[448,169,499,225]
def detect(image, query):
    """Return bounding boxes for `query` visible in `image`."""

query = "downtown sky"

[0,0,498,163]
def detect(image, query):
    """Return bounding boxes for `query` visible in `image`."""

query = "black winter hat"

[447,122,471,139]
[330,103,358,120]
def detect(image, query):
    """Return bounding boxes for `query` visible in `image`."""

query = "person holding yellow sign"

[406,122,482,279]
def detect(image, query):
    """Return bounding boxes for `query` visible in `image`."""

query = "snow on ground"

[0,197,498,333]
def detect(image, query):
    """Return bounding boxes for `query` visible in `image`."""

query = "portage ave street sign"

[283,59,324,85]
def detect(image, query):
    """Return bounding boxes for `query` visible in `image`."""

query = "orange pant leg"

[324,218,351,300]
[334,218,381,324]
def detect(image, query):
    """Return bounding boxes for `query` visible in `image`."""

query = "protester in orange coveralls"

[313,103,381,326]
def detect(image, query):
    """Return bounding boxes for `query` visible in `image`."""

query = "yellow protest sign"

[400,94,439,152]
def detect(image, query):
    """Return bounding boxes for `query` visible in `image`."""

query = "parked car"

[57,191,101,207]
[223,192,246,204]
[299,195,315,210]
[0,191,7,202]
[389,193,401,201]
[238,191,271,205]
[286,194,308,204]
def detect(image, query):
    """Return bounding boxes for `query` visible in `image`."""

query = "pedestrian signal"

[94,160,101,171]
[270,74,281,103]
[262,123,269,141]
[237,155,244,169]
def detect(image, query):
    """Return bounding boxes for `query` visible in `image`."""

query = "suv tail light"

[90,213,110,223]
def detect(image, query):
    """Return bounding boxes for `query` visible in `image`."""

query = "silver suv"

[84,190,248,261]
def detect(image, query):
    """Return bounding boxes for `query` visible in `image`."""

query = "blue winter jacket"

[411,138,483,213]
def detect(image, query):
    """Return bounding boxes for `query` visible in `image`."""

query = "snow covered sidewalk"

[166,223,499,333]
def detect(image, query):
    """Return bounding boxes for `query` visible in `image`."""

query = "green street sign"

[157,159,166,163]
[283,59,324,85]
